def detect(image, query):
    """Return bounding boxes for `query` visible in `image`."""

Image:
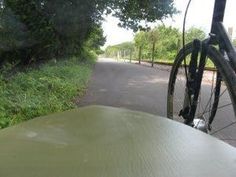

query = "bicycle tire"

[167,41,236,144]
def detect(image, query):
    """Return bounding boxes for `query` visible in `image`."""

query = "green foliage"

[134,31,148,61]
[0,0,106,65]
[148,28,159,44]
[232,39,236,46]
[134,25,181,61]
[185,27,206,44]
[0,55,94,128]
[85,25,106,54]
[0,0,178,128]
[147,28,159,65]
[104,42,135,59]
[154,25,181,60]
[0,0,177,66]
[105,26,206,63]
[134,31,148,48]
[110,0,177,31]
[104,46,119,58]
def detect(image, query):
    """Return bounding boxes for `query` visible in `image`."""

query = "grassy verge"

[0,55,95,129]
[121,57,215,68]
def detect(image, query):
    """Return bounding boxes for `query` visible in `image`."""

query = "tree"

[142,25,180,62]
[105,26,207,63]
[134,31,148,64]
[85,25,106,54]
[147,28,159,67]
[155,25,181,60]
[110,0,177,31]
[0,0,177,66]
[185,27,206,44]
[104,42,134,59]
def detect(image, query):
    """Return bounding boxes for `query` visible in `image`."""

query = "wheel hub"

[193,119,208,133]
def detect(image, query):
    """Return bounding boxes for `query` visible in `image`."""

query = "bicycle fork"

[180,40,208,128]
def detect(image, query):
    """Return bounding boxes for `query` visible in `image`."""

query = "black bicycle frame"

[211,0,226,34]
[184,0,236,124]
[215,23,236,72]
[211,0,236,72]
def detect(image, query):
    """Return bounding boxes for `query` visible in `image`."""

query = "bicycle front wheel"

[167,41,236,146]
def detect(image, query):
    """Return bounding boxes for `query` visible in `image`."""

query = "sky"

[102,0,236,48]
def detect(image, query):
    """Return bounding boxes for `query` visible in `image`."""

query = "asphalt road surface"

[78,58,236,147]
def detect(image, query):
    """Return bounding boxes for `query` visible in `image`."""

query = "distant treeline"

[104,26,206,63]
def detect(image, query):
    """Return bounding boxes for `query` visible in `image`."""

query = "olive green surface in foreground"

[0,105,236,177]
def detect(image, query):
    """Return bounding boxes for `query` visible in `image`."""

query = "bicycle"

[167,0,236,146]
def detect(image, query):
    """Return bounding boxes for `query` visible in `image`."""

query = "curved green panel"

[0,105,235,177]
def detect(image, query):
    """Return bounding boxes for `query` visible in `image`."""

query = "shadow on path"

[78,58,169,117]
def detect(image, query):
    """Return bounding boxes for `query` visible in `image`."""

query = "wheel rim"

[168,47,236,146]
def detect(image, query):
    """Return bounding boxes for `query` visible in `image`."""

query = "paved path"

[78,58,236,147]
[79,58,169,116]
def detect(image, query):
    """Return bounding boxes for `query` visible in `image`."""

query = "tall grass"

[0,56,95,128]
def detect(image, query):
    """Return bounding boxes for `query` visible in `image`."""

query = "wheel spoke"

[168,43,236,146]
[196,83,229,118]
[197,103,233,117]
[210,121,236,135]
[196,87,215,117]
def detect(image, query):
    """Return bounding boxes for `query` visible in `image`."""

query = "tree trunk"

[151,42,155,67]
[177,38,181,51]
[129,50,132,63]
[138,46,142,64]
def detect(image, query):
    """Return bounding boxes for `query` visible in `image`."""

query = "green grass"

[0,56,95,129]
[128,56,215,68]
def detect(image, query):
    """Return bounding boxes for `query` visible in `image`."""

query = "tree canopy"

[108,0,177,31]
[0,0,176,66]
